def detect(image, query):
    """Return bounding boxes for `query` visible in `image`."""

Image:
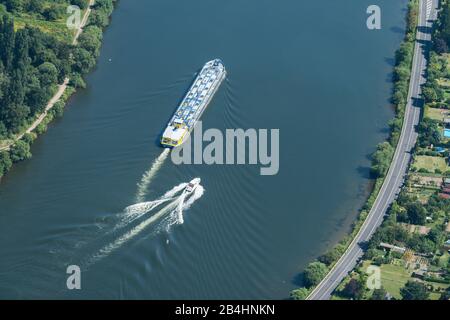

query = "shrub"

[290,287,310,300]
[0,151,12,176]
[10,140,31,162]
[303,261,329,288]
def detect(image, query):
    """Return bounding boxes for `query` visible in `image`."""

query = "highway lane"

[308,0,438,300]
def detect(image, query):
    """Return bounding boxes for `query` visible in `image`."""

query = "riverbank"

[329,0,450,300]
[0,0,116,181]
[291,0,422,300]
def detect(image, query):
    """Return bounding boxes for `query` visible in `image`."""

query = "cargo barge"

[161,59,226,147]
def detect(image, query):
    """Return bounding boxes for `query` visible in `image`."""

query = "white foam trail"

[122,183,187,224]
[161,182,188,199]
[88,179,204,265]
[176,193,187,224]
[120,198,172,226]
[136,148,170,202]
[90,200,180,265]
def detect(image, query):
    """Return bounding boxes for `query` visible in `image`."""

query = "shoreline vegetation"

[294,0,450,300]
[328,0,450,299]
[334,0,450,300]
[290,0,421,300]
[0,0,116,181]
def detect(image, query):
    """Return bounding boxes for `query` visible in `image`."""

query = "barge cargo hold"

[161,59,226,148]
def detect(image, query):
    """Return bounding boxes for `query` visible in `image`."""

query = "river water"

[0,0,407,299]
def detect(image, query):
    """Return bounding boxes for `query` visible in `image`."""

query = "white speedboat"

[185,178,201,194]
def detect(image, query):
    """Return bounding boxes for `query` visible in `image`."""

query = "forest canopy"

[0,0,114,178]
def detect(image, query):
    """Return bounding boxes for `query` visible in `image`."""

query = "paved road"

[308,0,438,300]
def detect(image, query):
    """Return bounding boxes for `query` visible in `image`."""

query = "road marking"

[426,0,432,19]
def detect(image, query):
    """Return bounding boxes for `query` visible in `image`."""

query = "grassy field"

[439,252,450,267]
[14,16,72,43]
[359,261,412,299]
[424,106,450,121]
[379,263,413,299]
[10,0,92,43]
[412,155,449,173]
[356,257,450,300]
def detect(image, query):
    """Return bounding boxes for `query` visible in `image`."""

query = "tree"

[0,150,12,176]
[42,5,64,21]
[26,0,43,15]
[406,1,419,34]
[394,65,410,82]
[3,0,24,13]
[303,261,328,288]
[38,62,58,87]
[422,86,439,102]
[78,26,103,57]
[440,287,450,300]
[21,132,34,144]
[406,202,427,225]
[290,287,309,300]
[69,72,86,89]
[342,278,364,299]
[9,139,31,162]
[418,238,436,254]
[371,287,387,300]
[371,142,394,178]
[72,47,96,74]
[0,120,6,138]
[94,0,115,19]
[427,227,445,248]
[437,3,450,47]
[318,246,345,266]
[89,10,109,28]
[400,281,429,300]
[417,119,441,147]
[0,14,15,70]
[71,0,88,10]
[52,101,64,118]
[434,37,448,54]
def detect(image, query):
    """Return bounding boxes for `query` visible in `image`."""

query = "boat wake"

[86,180,204,266]
[135,148,170,202]
[119,183,187,228]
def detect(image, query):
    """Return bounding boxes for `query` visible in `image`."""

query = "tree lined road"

[308,0,439,300]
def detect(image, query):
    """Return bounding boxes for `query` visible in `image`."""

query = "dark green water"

[0,0,407,299]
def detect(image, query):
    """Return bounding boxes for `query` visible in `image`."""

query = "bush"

[22,132,35,144]
[303,261,329,288]
[72,0,88,10]
[0,150,12,176]
[42,5,65,21]
[290,287,310,300]
[9,140,31,162]
[342,278,365,300]
[371,287,388,300]
[0,123,7,139]
[400,281,429,300]
[417,118,441,147]
[78,25,103,57]
[318,245,345,266]
[371,142,394,178]
[69,72,87,89]
[52,101,65,118]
